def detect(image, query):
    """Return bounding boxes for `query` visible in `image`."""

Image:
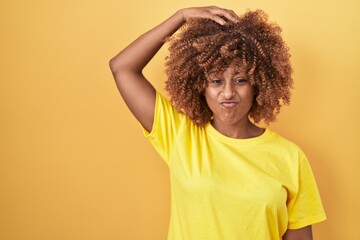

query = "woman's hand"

[179,6,240,25]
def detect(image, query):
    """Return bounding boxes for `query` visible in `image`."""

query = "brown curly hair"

[165,9,293,126]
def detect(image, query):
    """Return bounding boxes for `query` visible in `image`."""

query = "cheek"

[204,90,218,112]
[242,87,255,102]
[247,91,255,103]
[204,88,217,104]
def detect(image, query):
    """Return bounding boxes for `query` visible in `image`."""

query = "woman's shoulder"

[154,91,194,129]
[267,130,307,157]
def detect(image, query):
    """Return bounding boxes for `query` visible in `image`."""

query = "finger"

[228,9,241,22]
[218,10,239,23]
[209,13,236,25]
[208,13,227,25]
[211,7,239,23]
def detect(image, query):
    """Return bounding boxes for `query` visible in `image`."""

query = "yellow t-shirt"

[144,92,326,240]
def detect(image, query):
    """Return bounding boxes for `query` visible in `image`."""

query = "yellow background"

[1,0,359,239]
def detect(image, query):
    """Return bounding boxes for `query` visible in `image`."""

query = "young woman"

[110,6,326,240]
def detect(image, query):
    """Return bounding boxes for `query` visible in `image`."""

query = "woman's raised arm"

[109,7,239,132]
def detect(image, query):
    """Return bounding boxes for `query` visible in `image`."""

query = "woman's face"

[204,62,254,128]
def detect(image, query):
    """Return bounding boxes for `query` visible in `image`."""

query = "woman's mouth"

[220,101,238,107]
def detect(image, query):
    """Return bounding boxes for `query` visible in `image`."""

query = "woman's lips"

[220,101,238,107]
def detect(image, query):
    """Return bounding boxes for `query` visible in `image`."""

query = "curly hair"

[165,9,293,126]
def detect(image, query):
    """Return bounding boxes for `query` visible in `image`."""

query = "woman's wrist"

[173,8,188,26]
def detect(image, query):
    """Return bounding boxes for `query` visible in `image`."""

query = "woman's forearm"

[109,10,185,73]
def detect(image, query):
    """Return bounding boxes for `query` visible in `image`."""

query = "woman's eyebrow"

[207,70,218,75]
[234,73,247,77]
[206,73,220,79]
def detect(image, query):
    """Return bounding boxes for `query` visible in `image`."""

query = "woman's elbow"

[109,57,119,74]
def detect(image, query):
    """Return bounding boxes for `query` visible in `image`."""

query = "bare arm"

[283,225,313,240]
[109,6,239,132]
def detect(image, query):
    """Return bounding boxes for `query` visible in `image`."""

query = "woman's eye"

[235,79,247,84]
[210,79,222,84]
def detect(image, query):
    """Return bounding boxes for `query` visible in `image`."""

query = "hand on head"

[180,6,240,25]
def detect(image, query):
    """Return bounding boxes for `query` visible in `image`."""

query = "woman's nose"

[223,82,235,99]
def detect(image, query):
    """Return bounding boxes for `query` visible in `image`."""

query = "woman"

[109,6,326,240]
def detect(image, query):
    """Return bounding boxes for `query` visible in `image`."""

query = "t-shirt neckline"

[205,122,273,146]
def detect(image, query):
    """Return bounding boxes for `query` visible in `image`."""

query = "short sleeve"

[287,155,327,229]
[142,91,186,165]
